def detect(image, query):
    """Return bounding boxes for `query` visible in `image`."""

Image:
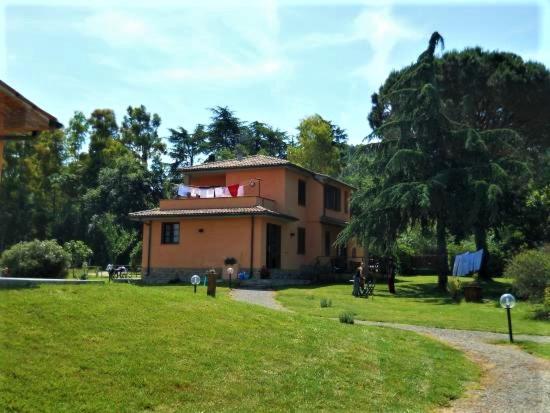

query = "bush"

[320,298,332,308]
[504,249,550,302]
[447,277,462,302]
[63,240,93,268]
[0,239,70,278]
[130,241,142,268]
[533,287,550,320]
[339,312,354,324]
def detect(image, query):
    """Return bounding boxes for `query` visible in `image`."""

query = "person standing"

[353,263,363,296]
[387,257,397,294]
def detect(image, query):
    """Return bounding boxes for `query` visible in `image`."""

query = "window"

[161,223,180,244]
[324,185,341,211]
[325,231,331,256]
[298,179,306,206]
[297,227,306,255]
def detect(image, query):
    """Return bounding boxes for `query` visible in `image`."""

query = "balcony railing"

[159,196,277,212]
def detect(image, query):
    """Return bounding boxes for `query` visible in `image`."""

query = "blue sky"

[1,0,548,145]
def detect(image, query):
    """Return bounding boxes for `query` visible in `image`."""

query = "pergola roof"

[0,80,62,139]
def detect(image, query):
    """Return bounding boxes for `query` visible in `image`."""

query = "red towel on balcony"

[228,184,240,197]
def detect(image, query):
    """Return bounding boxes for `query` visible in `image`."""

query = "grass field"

[491,340,550,360]
[276,276,550,335]
[0,283,478,412]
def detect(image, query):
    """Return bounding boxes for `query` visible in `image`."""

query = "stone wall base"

[143,266,353,285]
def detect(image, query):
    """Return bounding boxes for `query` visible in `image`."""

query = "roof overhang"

[320,215,349,227]
[0,80,62,139]
[129,206,298,222]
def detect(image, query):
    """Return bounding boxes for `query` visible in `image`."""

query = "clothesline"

[175,179,260,199]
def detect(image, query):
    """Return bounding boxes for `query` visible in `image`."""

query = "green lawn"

[276,276,550,336]
[0,283,478,412]
[491,340,550,360]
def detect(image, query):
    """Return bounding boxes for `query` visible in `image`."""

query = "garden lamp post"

[191,274,200,293]
[500,293,516,343]
[227,267,234,290]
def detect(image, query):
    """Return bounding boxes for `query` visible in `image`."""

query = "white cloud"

[77,3,288,84]
[350,8,422,85]
[288,7,421,88]
[79,10,174,51]
[139,59,284,83]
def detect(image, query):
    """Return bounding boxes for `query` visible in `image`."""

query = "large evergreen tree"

[121,105,165,165]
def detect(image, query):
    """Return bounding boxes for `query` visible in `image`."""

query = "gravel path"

[231,288,550,412]
[231,288,290,311]
[356,320,550,413]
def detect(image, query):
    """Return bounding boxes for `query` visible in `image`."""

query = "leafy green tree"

[83,154,155,224]
[121,105,165,165]
[206,106,243,157]
[288,114,341,176]
[168,124,207,179]
[63,240,93,268]
[90,213,137,265]
[86,109,120,183]
[65,111,89,160]
[243,121,288,157]
[434,48,550,268]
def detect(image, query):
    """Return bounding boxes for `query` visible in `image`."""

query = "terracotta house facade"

[130,155,362,284]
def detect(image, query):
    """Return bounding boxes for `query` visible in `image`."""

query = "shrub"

[533,287,550,320]
[447,277,462,302]
[130,241,142,268]
[504,249,550,302]
[63,240,93,268]
[320,298,332,308]
[339,312,354,324]
[0,239,70,278]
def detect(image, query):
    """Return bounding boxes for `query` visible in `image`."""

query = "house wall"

[142,216,266,283]
[188,173,226,186]
[141,165,360,283]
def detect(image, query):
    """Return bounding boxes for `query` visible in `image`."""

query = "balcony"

[159,196,278,212]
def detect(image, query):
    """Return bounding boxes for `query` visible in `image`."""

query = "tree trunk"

[474,226,490,280]
[436,218,449,291]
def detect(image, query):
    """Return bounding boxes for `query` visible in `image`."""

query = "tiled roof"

[181,154,355,189]
[181,155,290,172]
[129,205,298,221]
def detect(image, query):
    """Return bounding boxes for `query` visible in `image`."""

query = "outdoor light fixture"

[227,267,234,290]
[500,293,516,343]
[191,274,200,293]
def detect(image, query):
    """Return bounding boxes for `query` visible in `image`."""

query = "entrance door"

[266,223,281,269]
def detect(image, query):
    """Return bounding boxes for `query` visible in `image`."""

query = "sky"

[1,0,549,145]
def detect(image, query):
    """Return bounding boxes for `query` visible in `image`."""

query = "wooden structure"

[0,80,62,179]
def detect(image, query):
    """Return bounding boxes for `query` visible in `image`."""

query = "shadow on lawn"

[274,276,514,305]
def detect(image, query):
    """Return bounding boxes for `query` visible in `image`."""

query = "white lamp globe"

[500,293,516,309]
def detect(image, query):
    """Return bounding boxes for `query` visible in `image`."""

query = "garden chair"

[358,278,375,299]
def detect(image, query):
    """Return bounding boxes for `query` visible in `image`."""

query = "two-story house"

[129,155,361,283]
